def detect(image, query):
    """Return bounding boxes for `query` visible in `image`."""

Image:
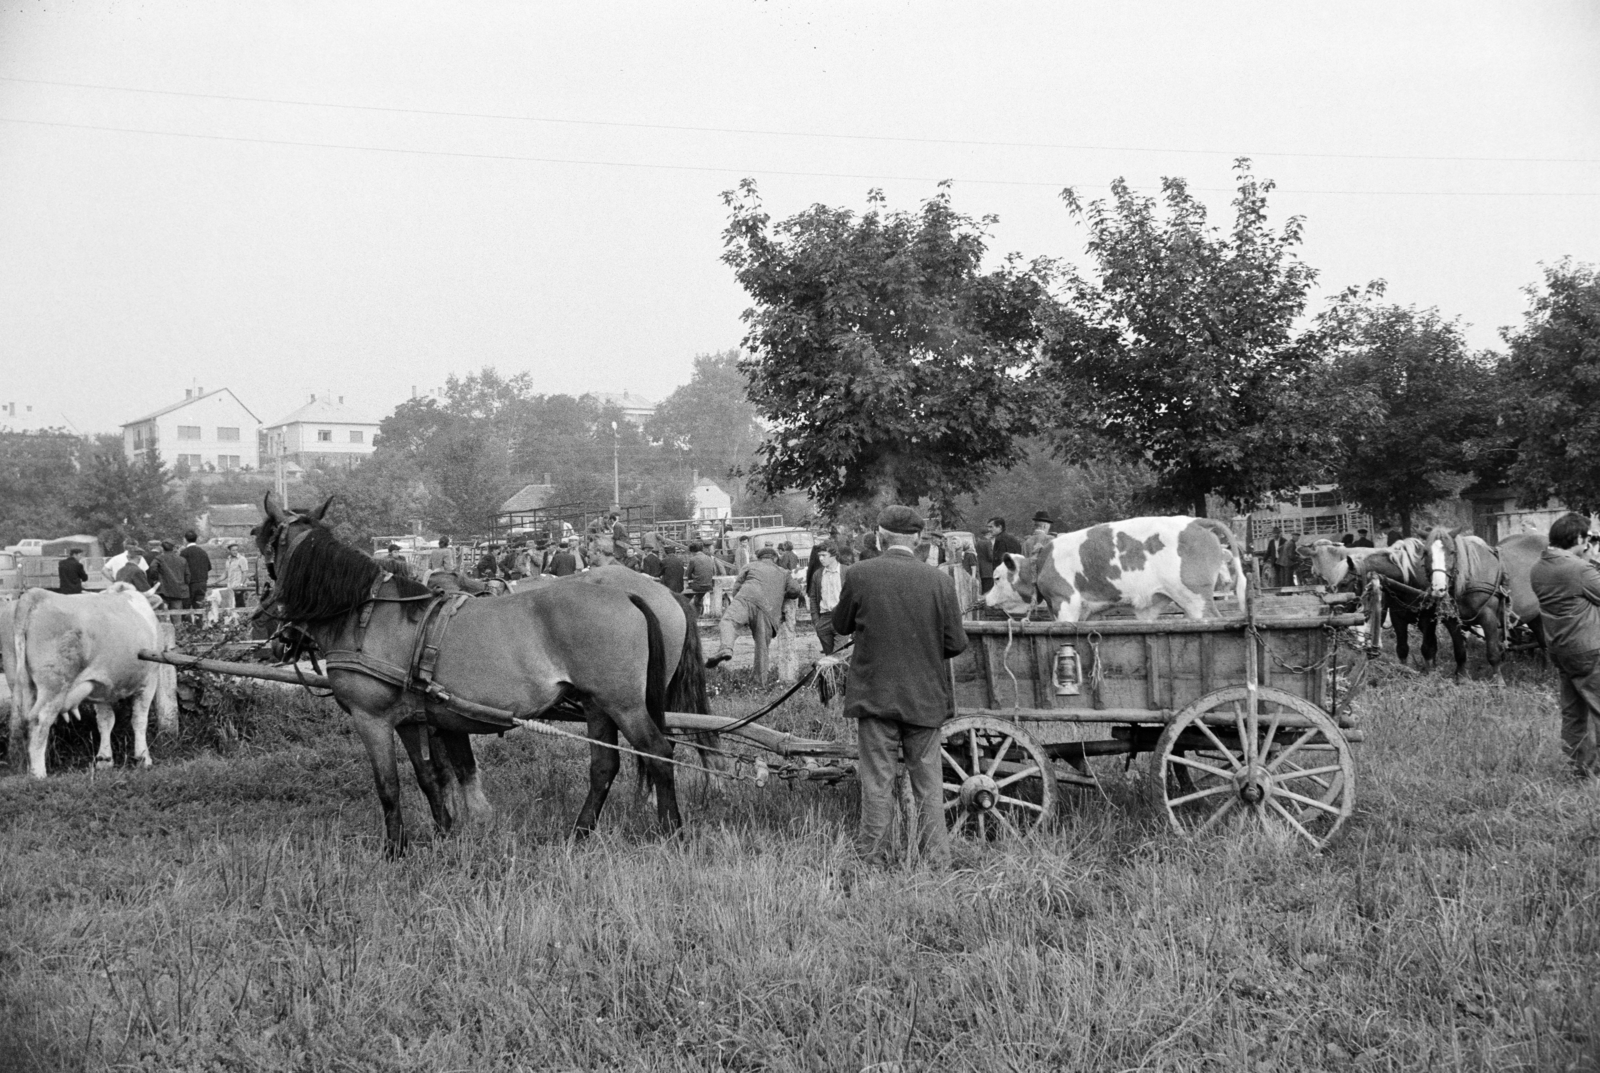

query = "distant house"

[690,477,732,521]
[199,504,263,542]
[588,391,657,425]
[0,401,81,434]
[122,388,261,471]
[263,394,379,469]
[500,479,556,514]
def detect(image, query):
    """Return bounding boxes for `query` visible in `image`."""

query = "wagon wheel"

[939,716,1058,841]
[1152,686,1354,851]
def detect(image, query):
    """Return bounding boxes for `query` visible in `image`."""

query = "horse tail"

[664,593,710,715]
[626,593,667,733]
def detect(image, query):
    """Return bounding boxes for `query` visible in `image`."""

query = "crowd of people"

[65,532,257,612]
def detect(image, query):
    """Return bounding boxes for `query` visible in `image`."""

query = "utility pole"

[611,420,620,511]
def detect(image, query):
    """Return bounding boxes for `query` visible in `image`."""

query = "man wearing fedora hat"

[1022,510,1054,558]
[832,504,968,868]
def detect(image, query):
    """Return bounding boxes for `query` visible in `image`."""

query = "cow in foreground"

[985,516,1247,622]
[7,583,169,777]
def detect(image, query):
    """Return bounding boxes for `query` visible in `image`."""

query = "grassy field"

[1,656,1596,1072]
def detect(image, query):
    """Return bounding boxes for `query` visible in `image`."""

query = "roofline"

[120,387,261,427]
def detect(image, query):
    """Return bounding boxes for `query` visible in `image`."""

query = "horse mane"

[1387,538,1425,582]
[274,524,386,625]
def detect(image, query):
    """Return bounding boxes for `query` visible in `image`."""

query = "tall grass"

[0,664,1595,1071]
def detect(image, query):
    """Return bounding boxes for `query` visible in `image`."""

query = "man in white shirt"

[101,539,133,584]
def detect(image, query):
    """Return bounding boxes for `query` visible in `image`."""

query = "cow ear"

[263,491,289,524]
[310,496,335,523]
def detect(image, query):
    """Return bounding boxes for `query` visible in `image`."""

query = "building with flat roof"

[122,388,261,471]
[264,394,379,468]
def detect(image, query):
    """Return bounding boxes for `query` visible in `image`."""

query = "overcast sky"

[2,1,1597,436]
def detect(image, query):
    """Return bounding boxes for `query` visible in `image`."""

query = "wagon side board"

[952,612,1363,725]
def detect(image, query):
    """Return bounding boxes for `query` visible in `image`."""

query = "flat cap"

[877,505,925,534]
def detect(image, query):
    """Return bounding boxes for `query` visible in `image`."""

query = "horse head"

[257,491,335,579]
[1423,526,1461,598]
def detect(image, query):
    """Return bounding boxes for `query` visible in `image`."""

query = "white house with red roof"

[121,388,261,471]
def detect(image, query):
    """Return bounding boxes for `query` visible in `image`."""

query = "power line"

[4,73,1598,167]
[2,115,1596,197]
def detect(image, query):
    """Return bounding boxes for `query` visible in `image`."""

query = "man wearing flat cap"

[832,504,968,868]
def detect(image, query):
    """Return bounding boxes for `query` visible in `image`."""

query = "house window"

[317,429,333,442]
[217,427,240,441]
[177,425,201,440]
[219,455,240,470]
[349,430,364,443]
[181,453,203,466]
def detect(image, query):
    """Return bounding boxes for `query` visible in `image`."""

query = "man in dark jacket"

[57,548,89,593]
[685,541,716,614]
[832,505,968,867]
[640,544,665,580]
[154,540,190,609]
[1530,511,1600,779]
[116,547,152,591]
[988,515,1022,561]
[180,530,211,609]
[706,548,803,667]
[660,547,685,592]
[546,540,578,577]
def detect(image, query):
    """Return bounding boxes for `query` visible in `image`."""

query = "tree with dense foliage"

[1047,162,1361,517]
[958,441,1158,535]
[68,436,188,544]
[648,350,764,484]
[1500,260,1600,510]
[0,430,83,545]
[1328,303,1498,535]
[723,180,1056,514]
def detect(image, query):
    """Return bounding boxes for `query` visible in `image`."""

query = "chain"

[514,716,766,784]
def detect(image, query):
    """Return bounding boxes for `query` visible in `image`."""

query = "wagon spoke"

[1167,784,1235,809]
[994,811,1023,839]
[1194,794,1239,836]
[977,812,988,841]
[1264,728,1320,773]
[1273,788,1343,816]
[941,749,969,781]
[1165,753,1236,781]
[997,795,1045,813]
[968,730,981,780]
[1267,798,1324,849]
[1233,703,1252,766]
[945,796,964,812]
[986,735,1016,778]
[1193,719,1243,770]
[995,764,1044,790]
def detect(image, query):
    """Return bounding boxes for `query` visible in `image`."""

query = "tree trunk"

[1192,494,1207,518]
[1400,509,1411,538]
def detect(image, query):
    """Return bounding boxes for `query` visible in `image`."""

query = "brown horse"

[256,493,681,855]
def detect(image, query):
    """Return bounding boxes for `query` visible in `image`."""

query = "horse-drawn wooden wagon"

[142,586,1368,851]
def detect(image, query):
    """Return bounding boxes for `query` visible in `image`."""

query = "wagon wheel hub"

[1235,763,1273,805]
[959,773,1001,812]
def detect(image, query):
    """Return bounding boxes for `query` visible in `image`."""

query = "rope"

[513,714,764,783]
[1002,615,1022,708]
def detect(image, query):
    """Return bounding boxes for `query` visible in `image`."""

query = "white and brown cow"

[8,583,169,778]
[984,516,1246,622]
